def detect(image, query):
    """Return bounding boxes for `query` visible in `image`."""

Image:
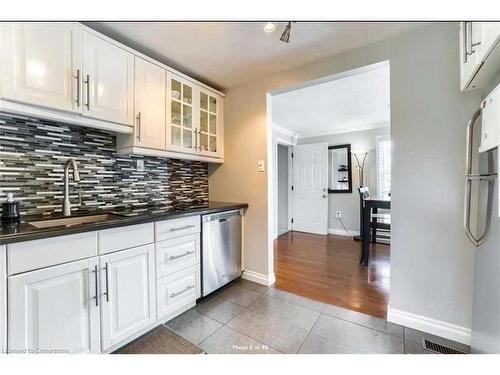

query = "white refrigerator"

[469,83,500,353]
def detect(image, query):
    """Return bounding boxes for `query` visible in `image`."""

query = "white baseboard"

[387,307,471,345]
[277,227,289,236]
[241,270,276,286]
[328,228,360,236]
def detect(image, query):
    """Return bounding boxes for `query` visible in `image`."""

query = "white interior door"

[292,143,329,235]
[8,258,100,353]
[100,244,155,351]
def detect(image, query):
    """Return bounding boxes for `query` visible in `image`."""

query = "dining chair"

[358,186,391,244]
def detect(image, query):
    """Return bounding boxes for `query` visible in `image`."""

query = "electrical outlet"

[136,159,145,172]
[257,160,265,172]
[336,211,342,219]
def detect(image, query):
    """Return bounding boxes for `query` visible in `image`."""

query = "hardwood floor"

[274,231,390,319]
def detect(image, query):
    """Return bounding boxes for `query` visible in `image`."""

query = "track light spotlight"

[280,22,293,43]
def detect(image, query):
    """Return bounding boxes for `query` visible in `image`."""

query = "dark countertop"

[0,201,248,245]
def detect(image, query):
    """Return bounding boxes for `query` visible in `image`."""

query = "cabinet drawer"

[155,216,200,242]
[157,265,199,320]
[156,234,200,278]
[7,232,97,275]
[98,223,154,255]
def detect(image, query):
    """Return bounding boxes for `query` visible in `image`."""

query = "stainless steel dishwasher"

[202,209,242,297]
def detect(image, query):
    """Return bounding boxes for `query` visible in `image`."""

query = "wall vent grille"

[422,339,466,354]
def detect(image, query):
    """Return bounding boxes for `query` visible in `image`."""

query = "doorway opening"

[267,61,392,318]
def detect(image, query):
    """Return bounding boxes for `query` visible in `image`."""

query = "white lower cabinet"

[157,265,199,321]
[0,245,6,353]
[156,234,200,278]
[99,244,156,352]
[8,257,100,354]
[5,216,204,354]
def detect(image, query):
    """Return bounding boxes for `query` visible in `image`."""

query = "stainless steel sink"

[28,213,125,229]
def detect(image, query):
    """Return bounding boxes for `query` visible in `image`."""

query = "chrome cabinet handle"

[92,265,99,307]
[102,263,110,302]
[193,128,198,150]
[85,74,90,110]
[169,250,195,261]
[136,112,141,141]
[169,224,195,232]
[466,22,481,57]
[75,69,81,107]
[462,22,468,63]
[198,129,202,151]
[170,284,195,298]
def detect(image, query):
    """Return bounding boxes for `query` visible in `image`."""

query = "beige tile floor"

[162,279,470,354]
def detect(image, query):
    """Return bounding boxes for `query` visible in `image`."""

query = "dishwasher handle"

[203,209,241,223]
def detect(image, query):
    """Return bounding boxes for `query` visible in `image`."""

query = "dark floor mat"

[115,325,205,354]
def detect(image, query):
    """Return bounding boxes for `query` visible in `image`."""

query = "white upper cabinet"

[8,257,101,354]
[99,244,155,351]
[167,73,196,154]
[82,30,134,126]
[0,22,81,112]
[460,22,481,91]
[165,72,224,159]
[0,22,224,162]
[134,57,166,149]
[477,23,500,65]
[460,22,500,91]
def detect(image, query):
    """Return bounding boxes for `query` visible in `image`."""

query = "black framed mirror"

[328,144,352,194]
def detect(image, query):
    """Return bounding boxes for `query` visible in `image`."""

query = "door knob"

[323,188,327,192]
[322,194,327,198]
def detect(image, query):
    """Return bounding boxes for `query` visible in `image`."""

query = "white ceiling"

[272,62,390,138]
[85,22,423,89]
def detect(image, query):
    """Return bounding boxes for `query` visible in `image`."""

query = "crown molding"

[297,121,390,139]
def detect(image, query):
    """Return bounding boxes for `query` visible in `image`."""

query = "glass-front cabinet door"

[198,88,222,158]
[167,73,194,153]
[166,72,223,159]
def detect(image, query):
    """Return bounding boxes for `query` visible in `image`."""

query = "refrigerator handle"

[464,107,497,247]
[465,108,482,176]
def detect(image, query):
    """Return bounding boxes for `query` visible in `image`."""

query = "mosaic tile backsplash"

[0,113,209,216]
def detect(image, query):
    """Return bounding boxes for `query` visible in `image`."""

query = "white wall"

[299,127,389,234]
[277,144,289,235]
[209,23,482,341]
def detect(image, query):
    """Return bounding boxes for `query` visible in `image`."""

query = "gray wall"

[209,23,482,332]
[277,144,289,235]
[299,127,389,234]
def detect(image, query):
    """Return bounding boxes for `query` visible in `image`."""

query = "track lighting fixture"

[280,22,293,43]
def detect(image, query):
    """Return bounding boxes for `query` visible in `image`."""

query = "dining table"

[360,194,391,266]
